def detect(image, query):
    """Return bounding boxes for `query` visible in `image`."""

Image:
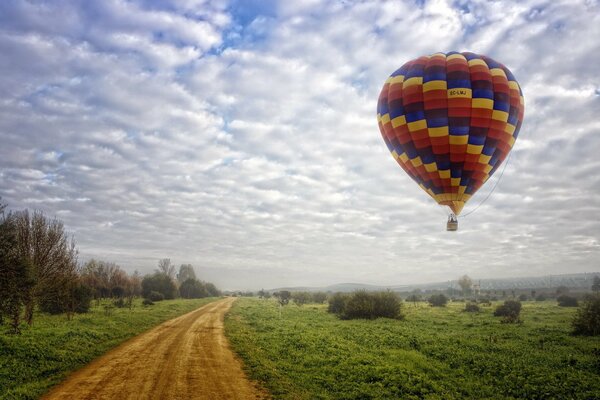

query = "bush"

[428,294,449,307]
[328,293,348,314]
[148,291,164,302]
[312,292,328,304]
[142,298,154,306]
[141,273,177,300]
[113,298,126,308]
[535,293,548,301]
[557,295,578,307]
[464,302,480,312]
[571,294,600,336]
[518,294,528,301]
[38,283,92,315]
[494,300,521,323]
[329,291,403,320]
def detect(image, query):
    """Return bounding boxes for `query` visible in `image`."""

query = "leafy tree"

[428,293,449,307]
[203,281,221,297]
[458,275,473,296]
[518,294,528,301]
[292,291,311,306]
[536,293,547,301]
[494,300,522,323]
[258,289,266,299]
[571,294,600,336]
[0,210,35,333]
[273,290,291,306]
[464,302,480,312]
[142,273,177,299]
[592,276,600,292]
[177,264,196,284]
[179,278,209,299]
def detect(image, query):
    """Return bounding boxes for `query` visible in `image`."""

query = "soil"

[42,297,269,400]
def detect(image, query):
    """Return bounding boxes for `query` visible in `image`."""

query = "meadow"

[225,298,600,400]
[0,297,218,400]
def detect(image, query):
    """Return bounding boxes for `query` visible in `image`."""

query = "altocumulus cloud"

[0,0,599,290]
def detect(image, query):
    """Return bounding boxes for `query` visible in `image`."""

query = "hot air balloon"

[376,52,524,231]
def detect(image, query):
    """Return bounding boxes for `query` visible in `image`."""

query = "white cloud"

[0,0,599,290]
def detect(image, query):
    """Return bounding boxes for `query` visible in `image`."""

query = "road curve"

[42,297,268,400]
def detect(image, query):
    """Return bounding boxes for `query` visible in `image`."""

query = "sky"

[1,0,599,290]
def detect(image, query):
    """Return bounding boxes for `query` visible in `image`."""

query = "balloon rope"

[460,151,513,218]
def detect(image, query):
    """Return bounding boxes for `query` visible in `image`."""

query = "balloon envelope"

[377,52,524,215]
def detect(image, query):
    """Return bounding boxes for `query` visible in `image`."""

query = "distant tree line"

[0,199,221,334]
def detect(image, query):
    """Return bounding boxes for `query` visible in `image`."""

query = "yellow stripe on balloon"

[490,68,507,78]
[403,77,423,88]
[428,127,449,137]
[472,98,494,109]
[407,119,427,131]
[492,110,509,121]
[449,135,468,145]
[447,88,472,98]
[391,115,406,128]
[424,162,438,172]
[423,80,447,92]
[468,58,487,67]
[466,144,484,155]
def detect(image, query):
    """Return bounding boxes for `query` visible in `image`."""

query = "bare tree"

[156,258,176,281]
[13,210,78,323]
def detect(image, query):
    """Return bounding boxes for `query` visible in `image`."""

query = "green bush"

[571,294,600,336]
[328,291,403,320]
[142,298,154,306]
[327,292,348,314]
[494,300,521,323]
[557,295,578,307]
[292,291,311,306]
[464,302,480,312]
[148,291,165,302]
[179,278,209,299]
[535,293,548,301]
[428,294,449,307]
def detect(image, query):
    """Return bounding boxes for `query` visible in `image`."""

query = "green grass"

[0,297,218,400]
[225,299,600,400]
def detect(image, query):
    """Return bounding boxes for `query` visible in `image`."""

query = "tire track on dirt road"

[42,297,269,400]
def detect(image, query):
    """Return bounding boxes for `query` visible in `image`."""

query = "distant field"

[0,297,218,400]
[225,298,600,400]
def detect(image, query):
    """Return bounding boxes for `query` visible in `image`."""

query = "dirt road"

[42,297,268,400]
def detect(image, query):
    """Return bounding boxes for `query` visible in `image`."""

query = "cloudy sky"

[1,0,599,290]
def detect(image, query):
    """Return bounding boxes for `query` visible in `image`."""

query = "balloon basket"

[447,214,458,231]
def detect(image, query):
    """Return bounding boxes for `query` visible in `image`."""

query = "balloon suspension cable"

[460,151,513,219]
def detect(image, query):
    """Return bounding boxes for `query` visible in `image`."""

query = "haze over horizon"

[1,0,599,291]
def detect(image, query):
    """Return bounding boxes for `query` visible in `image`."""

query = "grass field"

[225,298,600,400]
[0,297,218,400]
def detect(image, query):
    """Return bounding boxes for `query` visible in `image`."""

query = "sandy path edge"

[42,297,269,400]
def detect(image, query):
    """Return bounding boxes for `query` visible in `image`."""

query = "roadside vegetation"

[0,297,217,400]
[226,297,600,399]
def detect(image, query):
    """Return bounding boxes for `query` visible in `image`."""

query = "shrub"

[312,292,328,304]
[113,298,126,308]
[518,294,528,301]
[572,294,600,336]
[428,294,449,307]
[148,291,164,302]
[535,293,548,301]
[142,298,154,306]
[328,292,348,314]
[329,291,403,320]
[557,295,578,307]
[464,302,480,312]
[494,300,521,323]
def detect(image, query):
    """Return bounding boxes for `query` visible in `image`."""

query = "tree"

[273,291,291,306]
[156,258,176,281]
[13,210,79,323]
[312,292,327,304]
[179,279,209,299]
[292,291,311,306]
[177,264,196,284]
[571,294,600,336]
[592,276,600,293]
[457,275,473,296]
[142,273,177,299]
[328,292,348,315]
[557,295,578,307]
[0,210,35,333]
